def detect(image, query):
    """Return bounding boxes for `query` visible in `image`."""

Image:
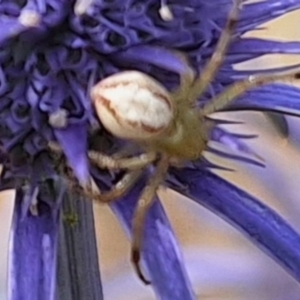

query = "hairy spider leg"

[83,170,143,203]
[59,168,143,204]
[50,141,156,171]
[89,150,157,170]
[201,69,300,116]
[172,53,195,102]
[49,142,149,202]
[131,156,170,284]
[82,153,156,203]
[188,0,243,102]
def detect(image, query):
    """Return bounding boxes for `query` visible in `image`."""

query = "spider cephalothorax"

[51,0,300,284]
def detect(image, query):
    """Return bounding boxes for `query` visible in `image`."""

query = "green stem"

[57,188,103,300]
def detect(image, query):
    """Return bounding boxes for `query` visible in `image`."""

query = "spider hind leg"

[131,156,170,284]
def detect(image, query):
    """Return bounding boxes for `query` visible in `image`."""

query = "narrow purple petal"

[115,46,191,74]
[170,167,300,283]
[20,0,71,31]
[230,84,300,116]
[206,146,265,167]
[225,45,300,67]
[0,19,25,45]
[210,126,262,160]
[54,124,89,184]
[230,39,300,56]
[111,173,195,300]
[240,0,300,31]
[8,189,59,300]
[223,63,300,79]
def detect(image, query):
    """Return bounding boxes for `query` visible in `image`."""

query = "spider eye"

[90,71,174,140]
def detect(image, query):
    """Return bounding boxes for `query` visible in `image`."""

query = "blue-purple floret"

[2,1,300,299]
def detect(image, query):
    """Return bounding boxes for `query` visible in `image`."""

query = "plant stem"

[56,190,103,300]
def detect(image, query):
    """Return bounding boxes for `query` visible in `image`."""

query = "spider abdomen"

[90,71,174,141]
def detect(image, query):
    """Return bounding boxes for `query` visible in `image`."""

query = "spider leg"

[131,156,169,284]
[188,0,242,102]
[200,70,300,116]
[110,144,140,159]
[89,150,157,170]
[49,141,157,171]
[59,161,144,203]
[49,142,145,203]
[83,170,143,203]
[171,52,195,102]
[48,141,64,153]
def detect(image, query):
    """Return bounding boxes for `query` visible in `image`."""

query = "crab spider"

[51,0,300,284]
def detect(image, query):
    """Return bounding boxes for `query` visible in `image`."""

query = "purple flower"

[2,1,300,299]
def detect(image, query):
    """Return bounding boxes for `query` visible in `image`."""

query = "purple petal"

[230,84,300,116]
[210,126,263,161]
[230,38,300,56]
[24,0,70,24]
[54,124,89,184]
[115,46,191,75]
[170,167,300,283]
[111,173,195,300]
[0,18,25,45]
[206,145,265,167]
[240,0,300,32]
[8,189,59,300]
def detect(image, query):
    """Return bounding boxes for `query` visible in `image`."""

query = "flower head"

[2,0,300,299]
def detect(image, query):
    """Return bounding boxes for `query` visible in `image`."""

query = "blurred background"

[1,3,300,300]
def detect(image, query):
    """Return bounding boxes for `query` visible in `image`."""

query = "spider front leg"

[200,69,300,116]
[131,156,170,284]
[171,53,195,103]
[49,141,157,171]
[187,0,242,103]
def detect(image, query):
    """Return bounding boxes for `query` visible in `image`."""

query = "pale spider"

[50,0,300,284]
